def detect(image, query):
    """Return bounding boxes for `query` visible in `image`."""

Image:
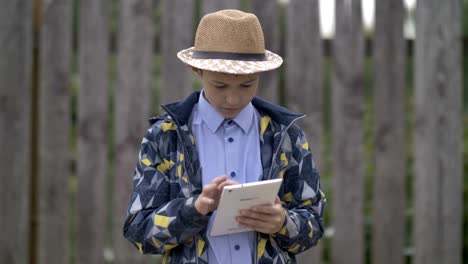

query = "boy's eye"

[214,84,227,88]
[241,84,252,88]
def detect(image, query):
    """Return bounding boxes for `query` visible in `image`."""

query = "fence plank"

[113,0,154,263]
[250,0,280,104]
[373,1,406,264]
[37,1,73,263]
[160,0,193,104]
[77,0,109,263]
[286,1,323,262]
[202,0,240,15]
[0,2,32,264]
[331,1,365,264]
[414,0,463,263]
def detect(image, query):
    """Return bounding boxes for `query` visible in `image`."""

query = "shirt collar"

[197,90,254,134]
[232,101,254,133]
[197,90,225,133]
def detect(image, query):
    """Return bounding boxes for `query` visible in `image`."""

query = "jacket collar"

[155,91,304,126]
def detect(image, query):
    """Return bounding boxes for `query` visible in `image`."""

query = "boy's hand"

[217,178,239,191]
[236,197,286,234]
[195,176,238,215]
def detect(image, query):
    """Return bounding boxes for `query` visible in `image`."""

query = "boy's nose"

[225,94,240,106]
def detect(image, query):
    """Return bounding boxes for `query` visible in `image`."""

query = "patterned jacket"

[123,92,326,264]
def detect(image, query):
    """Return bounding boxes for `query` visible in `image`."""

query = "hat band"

[192,51,266,61]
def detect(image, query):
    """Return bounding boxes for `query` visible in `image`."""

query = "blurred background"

[1,0,466,264]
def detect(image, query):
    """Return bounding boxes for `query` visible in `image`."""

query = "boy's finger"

[212,175,228,185]
[218,179,239,190]
[202,183,219,197]
[201,183,214,193]
[200,196,215,206]
[275,196,281,204]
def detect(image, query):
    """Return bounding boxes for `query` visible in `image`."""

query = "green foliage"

[464,115,468,262]
[464,0,468,38]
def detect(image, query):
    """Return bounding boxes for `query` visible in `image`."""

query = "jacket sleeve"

[274,126,326,255]
[123,124,210,254]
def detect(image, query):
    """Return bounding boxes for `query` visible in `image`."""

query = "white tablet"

[210,178,283,236]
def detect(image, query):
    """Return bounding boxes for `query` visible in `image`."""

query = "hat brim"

[177,47,283,74]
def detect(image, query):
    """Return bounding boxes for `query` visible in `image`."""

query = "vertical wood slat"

[331,1,365,264]
[373,1,406,264]
[37,1,73,264]
[160,0,194,104]
[250,0,280,104]
[286,1,323,263]
[202,0,240,15]
[113,0,154,263]
[414,0,463,263]
[77,0,109,263]
[0,1,32,264]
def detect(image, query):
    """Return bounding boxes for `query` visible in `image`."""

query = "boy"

[123,9,325,264]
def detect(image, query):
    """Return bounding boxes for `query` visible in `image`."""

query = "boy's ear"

[191,67,203,77]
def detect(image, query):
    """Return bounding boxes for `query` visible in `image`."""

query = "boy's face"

[194,69,259,119]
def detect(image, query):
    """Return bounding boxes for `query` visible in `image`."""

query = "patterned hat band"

[177,9,283,74]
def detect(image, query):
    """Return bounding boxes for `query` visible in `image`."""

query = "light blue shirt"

[191,90,263,264]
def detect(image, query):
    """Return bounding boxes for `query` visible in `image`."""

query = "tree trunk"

[373,1,406,264]
[331,1,365,264]
[0,1,32,264]
[113,0,154,263]
[414,0,463,263]
[77,0,109,263]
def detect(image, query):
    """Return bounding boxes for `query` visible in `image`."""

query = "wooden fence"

[0,0,464,264]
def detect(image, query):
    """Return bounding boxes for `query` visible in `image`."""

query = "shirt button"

[234,244,240,251]
[228,137,234,143]
[230,171,236,177]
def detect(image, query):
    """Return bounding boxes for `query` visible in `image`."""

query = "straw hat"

[177,9,283,74]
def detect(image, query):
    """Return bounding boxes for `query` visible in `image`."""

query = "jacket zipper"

[266,115,304,180]
[256,115,304,264]
[159,106,200,264]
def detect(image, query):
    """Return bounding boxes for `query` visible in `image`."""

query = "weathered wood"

[0,1,32,264]
[286,1,323,263]
[373,1,406,264]
[331,1,365,264]
[202,0,240,15]
[414,0,463,263]
[77,0,109,263]
[160,0,193,104]
[250,0,280,104]
[113,0,154,263]
[37,1,73,263]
